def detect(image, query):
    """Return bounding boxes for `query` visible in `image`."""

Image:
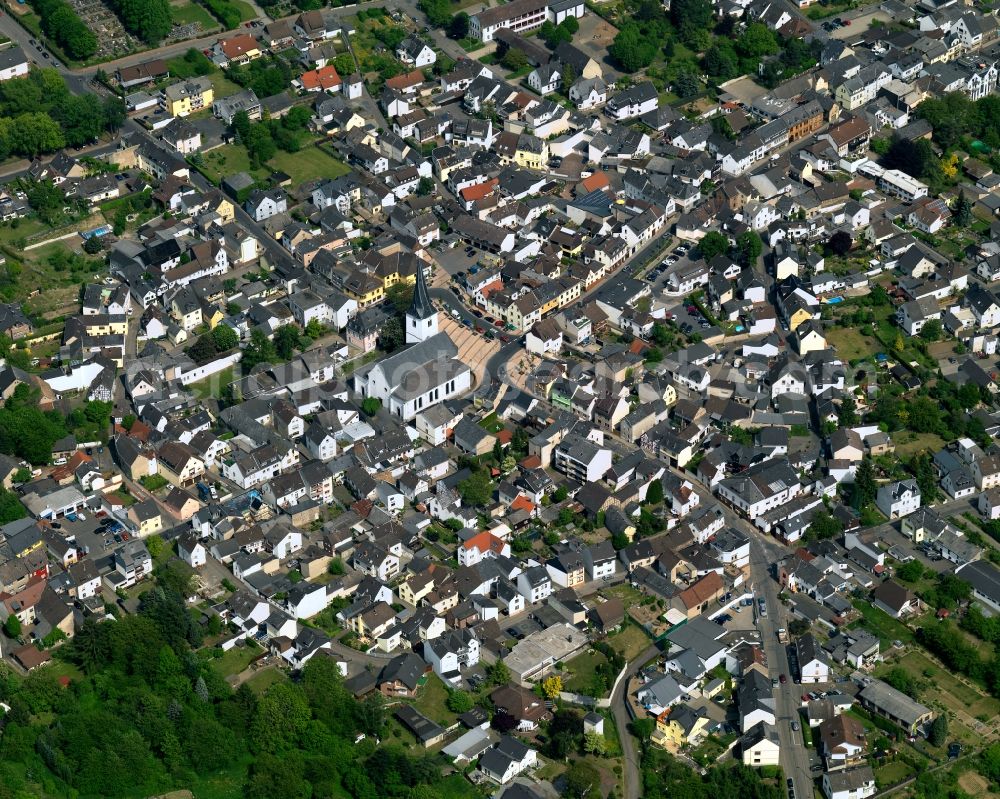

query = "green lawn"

[0,216,48,245]
[405,673,458,727]
[200,143,350,188]
[562,648,610,696]
[269,146,351,186]
[849,600,915,647]
[170,0,219,28]
[230,0,257,21]
[891,432,946,458]
[208,643,262,678]
[434,773,483,799]
[244,666,287,694]
[200,144,264,185]
[206,69,246,100]
[826,326,879,363]
[875,760,914,788]
[607,623,653,661]
[188,366,235,400]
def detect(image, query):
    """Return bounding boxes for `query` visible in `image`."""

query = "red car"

[493,320,504,328]
[843,18,851,24]
[779,674,787,684]
[475,326,485,334]
[801,694,810,703]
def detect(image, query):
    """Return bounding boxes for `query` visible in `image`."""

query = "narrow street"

[610,642,662,799]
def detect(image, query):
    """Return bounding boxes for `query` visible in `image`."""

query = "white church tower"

[406,262,438,344]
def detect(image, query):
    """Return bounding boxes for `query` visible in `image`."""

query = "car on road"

[473,309,483,318]
[791,721,800,731]
[475,326,485,334]
[779,674,787,684]
[787,779,794,789]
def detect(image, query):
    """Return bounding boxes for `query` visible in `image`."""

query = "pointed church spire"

[409,262,435,320]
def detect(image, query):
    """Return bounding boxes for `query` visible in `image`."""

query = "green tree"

[418,0,451,27]
[645,478,664,505]
[273,324,301,360]
[211,324,239,352]
[838,394,859,427]
[241,328,277,371]
[736,23,778,57]
[854,458,877,509]
[698,231,729,260]
[458,470,493,506]
[897,560,926,582]
[928,714,948,746]
[919,319,943,342]
[501,46,528,71]
[448,12,469,39]
[416,176,434,195]
[3,613,21,638]
[737,230,763,265]
[673,70,700,99]
[361,397,381,416]
[828,230,853,256]
[808,510,842,540]
[609,23,658,72]
[446,689,473,713]
[487,659,511,686]
[246,124,276,166]
[953,190,972,227]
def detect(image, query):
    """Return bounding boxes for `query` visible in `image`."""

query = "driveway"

[611,642,663,799]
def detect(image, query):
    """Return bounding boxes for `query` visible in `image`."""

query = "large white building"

[353,271,471,420]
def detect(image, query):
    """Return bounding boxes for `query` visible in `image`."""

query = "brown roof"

[12,643,51,671]
[819,714,866,755]
[679,570,724,610]
[385,69,424,90]
[491,683,550,721]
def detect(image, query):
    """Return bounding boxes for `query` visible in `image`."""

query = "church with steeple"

[352,264,472,420]
[406,258,438,344]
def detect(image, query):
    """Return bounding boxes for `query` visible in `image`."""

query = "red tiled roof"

[301,65,342,90]
[385,69,423,90]
[460,179,498,202]
[580,172,610,192]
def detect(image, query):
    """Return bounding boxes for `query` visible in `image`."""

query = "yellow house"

[344,272,385,307]
[787,306,815,332]
[127,500,163,538]
[203,307,226,330]
[513,134,548,171]
[398,571,435,605]
[164,78,214,117]
[83,316,129,336]
[794,322,827,355]
[655,706,710,751]
[205,192,235,224]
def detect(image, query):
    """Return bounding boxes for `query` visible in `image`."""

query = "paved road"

[745,534,815,799]
[611,641,662,799]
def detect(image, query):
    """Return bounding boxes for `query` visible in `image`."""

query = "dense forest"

[0,560,460,799]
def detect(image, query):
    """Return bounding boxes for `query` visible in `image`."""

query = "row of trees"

[31,0,97,60]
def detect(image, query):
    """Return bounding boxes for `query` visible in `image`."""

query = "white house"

[822,767,876,799]
[875,479,921,519]
[478,737,537,784]
[741,722,781,767]
[177,533,207,568]
[796,634,830,684]
[424,629,480,684]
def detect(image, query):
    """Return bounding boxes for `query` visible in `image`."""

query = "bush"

[30,0,97,60]
[199,0,242,29]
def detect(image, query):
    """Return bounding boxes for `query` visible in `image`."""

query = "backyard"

[891,432,946,458]
[825,326,879,363]
[606,623,653,661]
[403,673,456,727]
[198,143,351,187]
[879,649,1000,722]
[188,366,236,401]
[206,642,263,679]
[849,599,915,646]
[562,648,610,696]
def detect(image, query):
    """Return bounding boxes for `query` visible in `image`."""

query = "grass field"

[405,673,457,727]
[850,600,914,646]
[206,69,246,100]
[563,648,610,696]
[607,624,652,661]
[826,326,879,362]
[891,432,946,458]
[244,667,287,694]
[188,366,235,400]
[875,760,914,788]
[230,0,257,21]
[170,0,219,28]
[269,146,351,186]
[0,217,48,245]
[209,643,262,678]
[200,143,350,187]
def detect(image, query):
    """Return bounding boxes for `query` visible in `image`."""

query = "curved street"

[611,641,662,799]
